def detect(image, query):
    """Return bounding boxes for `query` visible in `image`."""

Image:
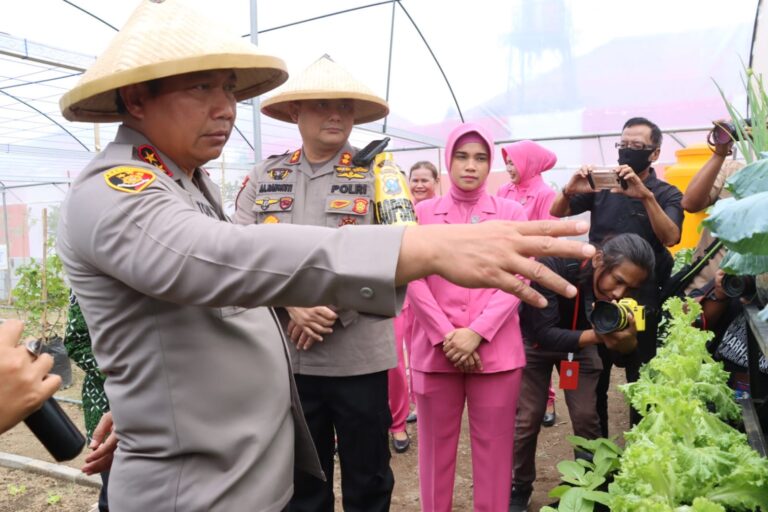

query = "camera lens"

[721,274,756,298]
[721,275,745,297]
[712,124,734,145]
[591,301,628,334]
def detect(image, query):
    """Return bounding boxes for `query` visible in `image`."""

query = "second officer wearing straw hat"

[235,55,396,511]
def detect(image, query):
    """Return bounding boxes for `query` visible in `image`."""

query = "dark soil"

[0,367,630,511]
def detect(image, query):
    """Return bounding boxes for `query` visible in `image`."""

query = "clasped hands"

[286,306,338,350]
[442,328,483,373]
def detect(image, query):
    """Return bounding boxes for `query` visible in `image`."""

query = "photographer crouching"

[550,117,684,440]
[510,234,655,511]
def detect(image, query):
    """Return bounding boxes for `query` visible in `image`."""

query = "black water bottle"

[24,397,86,462]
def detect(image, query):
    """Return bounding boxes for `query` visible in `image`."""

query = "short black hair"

[578,233,655,290]
[623,117,663,148]
[600,233,655,282]
[115,79,163,115]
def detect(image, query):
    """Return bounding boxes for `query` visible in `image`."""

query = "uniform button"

[360,287,375,299]
[461,305,467,312]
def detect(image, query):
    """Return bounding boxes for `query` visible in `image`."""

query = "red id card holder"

[559,353,580,390]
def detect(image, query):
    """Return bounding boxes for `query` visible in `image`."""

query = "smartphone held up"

[587,169,628,191]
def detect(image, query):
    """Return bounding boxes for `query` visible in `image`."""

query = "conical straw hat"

[60,0,288,123]
[261,55,389,125]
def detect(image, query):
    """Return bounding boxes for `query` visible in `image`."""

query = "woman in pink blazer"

[497,140,560,427]
[408,123,527,512]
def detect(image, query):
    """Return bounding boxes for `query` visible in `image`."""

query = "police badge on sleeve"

[103,167,156,193]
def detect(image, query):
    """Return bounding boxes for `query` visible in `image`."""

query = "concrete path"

[0,451,101,489]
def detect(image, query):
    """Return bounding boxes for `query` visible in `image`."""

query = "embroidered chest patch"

[267,168,293,180]
[103,167,156,193]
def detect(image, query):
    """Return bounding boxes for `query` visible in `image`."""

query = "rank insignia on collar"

[137,144,173,177]
[279,196,293,210]
[335,166,368,179]
[254,198,279,210]
[104,167,156,193]
[267,168,293,180]
[263,215,280,224]
[288,149,301,164]
[338,216,357,226]
[339,152,353,166]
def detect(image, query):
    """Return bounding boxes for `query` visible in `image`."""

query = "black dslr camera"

[709,119,752,145]
[721,274,756,298]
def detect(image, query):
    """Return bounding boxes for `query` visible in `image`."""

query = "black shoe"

[542,410,556,427]
[509,485,532,512]
[391,432,410,453]
[406,411,417,423]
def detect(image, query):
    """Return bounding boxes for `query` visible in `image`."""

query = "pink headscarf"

[444,122,495,203]
[501,140,556,190]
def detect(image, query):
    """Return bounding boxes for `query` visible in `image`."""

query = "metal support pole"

[250,0,262,163]
[1,184,10,303]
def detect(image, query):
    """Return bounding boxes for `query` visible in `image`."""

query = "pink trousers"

[388,315,411,433]
[413,369,523,512]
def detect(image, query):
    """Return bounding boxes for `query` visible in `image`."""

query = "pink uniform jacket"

[407,193,527,374]
[497,140,558,221]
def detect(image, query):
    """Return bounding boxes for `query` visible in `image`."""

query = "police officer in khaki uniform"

[234,56,396,511]
[56,2,597,510]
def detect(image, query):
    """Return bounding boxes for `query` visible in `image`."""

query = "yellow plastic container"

[663,143,712,254]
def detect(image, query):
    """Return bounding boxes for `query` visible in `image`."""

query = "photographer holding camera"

[0,320,61,434]
[699,269,763,391]
[550,117,683,435]
[510,234,655,511]
[679,121,745,295]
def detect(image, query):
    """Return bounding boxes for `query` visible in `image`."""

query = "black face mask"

[618,147,654,173]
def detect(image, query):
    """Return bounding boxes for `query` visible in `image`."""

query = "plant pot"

[40,336,72,389]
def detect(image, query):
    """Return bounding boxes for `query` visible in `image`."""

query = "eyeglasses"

[615,141,657,151]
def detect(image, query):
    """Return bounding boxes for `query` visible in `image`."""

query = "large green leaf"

[720,251,768,275]
[725,158,768,199]
[704,193,768,254]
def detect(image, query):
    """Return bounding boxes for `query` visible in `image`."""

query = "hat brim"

[261,91,389,125]
[60,54,288,123]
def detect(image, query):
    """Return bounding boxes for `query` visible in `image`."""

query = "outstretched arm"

[397,219,594,308]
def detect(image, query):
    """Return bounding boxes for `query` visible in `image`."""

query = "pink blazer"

[407,193,527,374]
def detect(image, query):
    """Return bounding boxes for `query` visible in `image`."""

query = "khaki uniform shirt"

[57,126,404,512]
[686,159,744,294]
[234,143,396,376]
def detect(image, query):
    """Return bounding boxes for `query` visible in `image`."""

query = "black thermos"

[24,397,86,462]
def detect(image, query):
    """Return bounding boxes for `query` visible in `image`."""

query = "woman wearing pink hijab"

[498,140,560,428]
[498,140,557,221]
[408,123,526,511]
